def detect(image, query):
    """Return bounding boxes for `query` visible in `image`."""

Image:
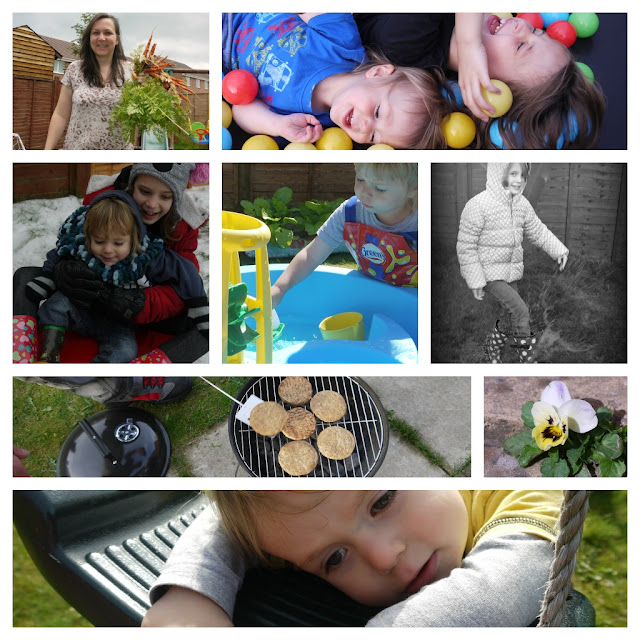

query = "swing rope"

[537,490,591,627]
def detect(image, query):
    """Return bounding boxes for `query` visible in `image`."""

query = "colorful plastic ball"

[441,112,476,149]
[222,101,232,128]
[222,127,232,150]
[489,120,522,149]
[284,142,317,150]
[493,13,513,18]
[368,143,395,150]
[540,13,570,29]
[315,127,353,150]
[241,134,279,150]
[516,13,544,30]
[576,62,595,84]
[481,80,513,118]
[569,13,599,38]
[222,70,259,105]
[546,21,577,47]
[442,81,464,107]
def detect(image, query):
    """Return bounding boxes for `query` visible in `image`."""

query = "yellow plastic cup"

[319,312,365,341]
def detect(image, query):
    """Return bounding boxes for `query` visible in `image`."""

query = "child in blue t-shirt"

[223,13,452,150]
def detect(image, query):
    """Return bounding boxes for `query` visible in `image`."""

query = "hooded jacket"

[42,190,206,302]
[456,164,568,290]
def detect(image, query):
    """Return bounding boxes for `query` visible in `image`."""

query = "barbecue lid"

[56,408,170,477]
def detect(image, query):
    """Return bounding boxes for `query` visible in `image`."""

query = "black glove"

[53,259,145,324]
[187,296,209,341]
[53,259,102,308]
[25,271,55,304]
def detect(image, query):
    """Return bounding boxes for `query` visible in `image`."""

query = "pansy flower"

[531,381,598,451]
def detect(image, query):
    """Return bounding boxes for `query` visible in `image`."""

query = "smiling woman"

[44,13,134,150]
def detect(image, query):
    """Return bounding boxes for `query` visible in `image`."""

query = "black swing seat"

[13,490,595,627]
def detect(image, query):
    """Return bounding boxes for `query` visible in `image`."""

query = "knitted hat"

[127,163,196,205]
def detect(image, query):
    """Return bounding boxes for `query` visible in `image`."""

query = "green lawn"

[13,377,248,477]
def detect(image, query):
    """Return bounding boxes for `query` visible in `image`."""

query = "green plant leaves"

[521,401,535,429]
[541,457,570,477]
[508,400,627,477]
[240,191,345,248]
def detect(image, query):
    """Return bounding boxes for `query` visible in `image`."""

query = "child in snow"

[456,163,568,363]
[25,190,208,362]
[271,163,417,309]
[354,13,606,149]
[143,490,562,627]
[223,13,452,149]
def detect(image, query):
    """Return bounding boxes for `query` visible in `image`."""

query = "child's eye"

[517,42,525,50]
[325,548,347,572]
[371,490,397,515]
[375,105,380,119]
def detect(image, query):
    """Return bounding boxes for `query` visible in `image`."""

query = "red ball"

[222,70,259,105]
[517,13,544,30]
[546,20,577,47]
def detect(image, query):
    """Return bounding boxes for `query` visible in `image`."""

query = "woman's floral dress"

[61,60,134,150]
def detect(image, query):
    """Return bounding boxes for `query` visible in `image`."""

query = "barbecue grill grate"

[228,377,389,477]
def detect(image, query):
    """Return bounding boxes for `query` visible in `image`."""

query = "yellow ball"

[284,142,317,150]
[493,13,513,18]
[368,143,395,150]
[222,101,232,128]
[241,135,279,150]
[481,80,513,118]
[442,112,476,149]
[315,127,353,150]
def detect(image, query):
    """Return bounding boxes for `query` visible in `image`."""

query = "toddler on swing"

[143,490,563,627]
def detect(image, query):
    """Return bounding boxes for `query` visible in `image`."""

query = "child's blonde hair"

[84,197,140,255]
[354,162,418,211]
[350,52,453,150]
[207,490,328,567]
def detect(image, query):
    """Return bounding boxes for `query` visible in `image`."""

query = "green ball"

[576,62,595,84]
[569,13,599,38]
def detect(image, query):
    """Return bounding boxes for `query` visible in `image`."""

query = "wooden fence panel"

[431,163,625,262]
[222,164,355,212]
[13,164,72,202]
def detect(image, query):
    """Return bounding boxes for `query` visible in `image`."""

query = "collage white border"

[5,1,634,636]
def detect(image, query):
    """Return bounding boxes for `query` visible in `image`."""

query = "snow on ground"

[13,186,210,362]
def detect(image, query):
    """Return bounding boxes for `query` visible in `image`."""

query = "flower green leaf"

[521,401,535,429]
[574,465,592,477]
[519,441,544,467]
[593,433,624,461]
[599,458,626,477]
[541,457,570,477]
[596,406,615,421]
[504,430,534,457]
[566,445,586,475]
[273,187,293,204]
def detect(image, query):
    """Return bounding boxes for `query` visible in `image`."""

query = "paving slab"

[484,376,627,477]
[363,377,471,472]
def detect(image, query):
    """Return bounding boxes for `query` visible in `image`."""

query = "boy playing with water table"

[144,490,562,626]
[270,163,417,309]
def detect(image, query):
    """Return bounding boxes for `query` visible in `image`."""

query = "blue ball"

[489,120,521,149]
[541,12,570,28]
[443,81,464,107]
[222,127,232,150]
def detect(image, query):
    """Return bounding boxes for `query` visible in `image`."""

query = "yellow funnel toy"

[319,312,365,341]
[222,211,273,363]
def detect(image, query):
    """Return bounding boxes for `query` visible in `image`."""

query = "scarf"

[56,205,164,286]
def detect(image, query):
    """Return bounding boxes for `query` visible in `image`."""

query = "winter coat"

[456,164,569,290]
